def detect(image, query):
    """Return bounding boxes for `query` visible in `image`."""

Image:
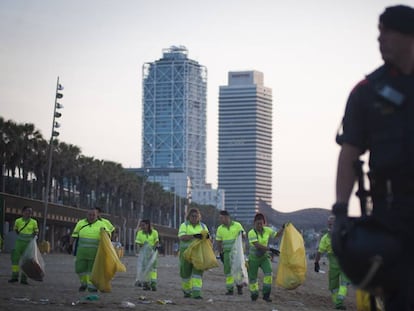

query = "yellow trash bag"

[90,229,126,292]
[275,222,307,289]
[356,290,384,311]
[183,230,219,271]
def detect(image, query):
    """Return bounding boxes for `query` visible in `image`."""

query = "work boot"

[8,272,19,283]
[143,282,151,291]
[251,293,259,301]
[263,293,272,302]
[79,284,87,292]
[183,292,191,298]
[87,285,98,293]
[225,289,234,295]
[237,285,243,295]
[134,280,142,287]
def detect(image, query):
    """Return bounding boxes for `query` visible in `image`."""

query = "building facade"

[142,46,207,190]
[218,71,272,224]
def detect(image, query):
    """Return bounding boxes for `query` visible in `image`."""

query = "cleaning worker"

[315,215,350,310]
[70,208,109,292]
[8,205,39,284]
[215,210,245,295]
[135,219,159,291]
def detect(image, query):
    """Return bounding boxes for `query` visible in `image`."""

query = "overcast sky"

[1,0,412,215]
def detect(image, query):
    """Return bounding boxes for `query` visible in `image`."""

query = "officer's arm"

[336,143,361,204]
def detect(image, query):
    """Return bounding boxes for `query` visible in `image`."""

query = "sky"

[1,0,412,216]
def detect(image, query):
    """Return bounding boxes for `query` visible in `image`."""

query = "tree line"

[0,116,218,228]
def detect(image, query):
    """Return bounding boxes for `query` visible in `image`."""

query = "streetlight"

[41,77,64,244]
[139,168,149,219]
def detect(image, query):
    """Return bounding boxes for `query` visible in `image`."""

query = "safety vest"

[135,229,159,247]
[178,221,208,250]
[248,226,276,257]
[71,218,106,248]
[14,217,38,242]
[216,221,244,251]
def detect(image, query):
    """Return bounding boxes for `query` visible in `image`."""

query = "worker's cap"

[380,5,414,35]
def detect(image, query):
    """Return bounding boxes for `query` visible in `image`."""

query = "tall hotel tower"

[142,46,207,190]
[218,71,272,224]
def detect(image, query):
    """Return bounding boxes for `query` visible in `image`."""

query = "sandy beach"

[0,252,357,311]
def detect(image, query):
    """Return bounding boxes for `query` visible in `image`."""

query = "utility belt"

[369,175,414,198]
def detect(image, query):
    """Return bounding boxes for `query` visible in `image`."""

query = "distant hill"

[258,200,331,230]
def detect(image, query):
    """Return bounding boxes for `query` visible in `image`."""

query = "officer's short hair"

[380,5,414,35]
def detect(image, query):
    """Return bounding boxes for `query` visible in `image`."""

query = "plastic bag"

[356,290,384,311]
[20,237,45,281]
[230,234,248,286]
[90,230,126,292]
[136,243,158,283]
[275,223,307,289]
[183,230,218,271]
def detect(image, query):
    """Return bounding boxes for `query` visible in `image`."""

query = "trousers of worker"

[75,238,99,290]
[179,252,203,298]
[329,257,349,307]
[223,250,236,291]
[248,254,272,296]
[10,239,31,281]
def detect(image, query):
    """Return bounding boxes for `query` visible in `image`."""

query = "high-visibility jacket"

[216,221,244,251]
[72,218,108,249]
[178,221,208,250]
[248,226,277,257]
[135,229,159,247]
[14,217,38,242]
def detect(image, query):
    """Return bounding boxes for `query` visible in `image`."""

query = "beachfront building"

[218,71,273,224]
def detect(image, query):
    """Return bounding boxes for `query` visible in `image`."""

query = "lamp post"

[41,77,64,242]
[139,168,149,219]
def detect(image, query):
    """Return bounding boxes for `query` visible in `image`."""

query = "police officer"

[332,5,414,311]
[215,210,245,295]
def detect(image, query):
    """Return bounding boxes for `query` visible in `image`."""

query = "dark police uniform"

[340,64,414,310]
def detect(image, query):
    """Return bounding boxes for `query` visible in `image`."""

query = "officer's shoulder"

[350,65,387,94]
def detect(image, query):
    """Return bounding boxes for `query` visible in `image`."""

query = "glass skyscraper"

[218,71,272,224]
[142,46,207,190]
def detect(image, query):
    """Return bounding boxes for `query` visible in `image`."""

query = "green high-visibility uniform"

[178,221,208,298]
[216,221,245,292]
[135,228,159,288]
[318,233,350,308]
[10,217,39,281]
[71,218,108,290]
[247,226,276,299]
